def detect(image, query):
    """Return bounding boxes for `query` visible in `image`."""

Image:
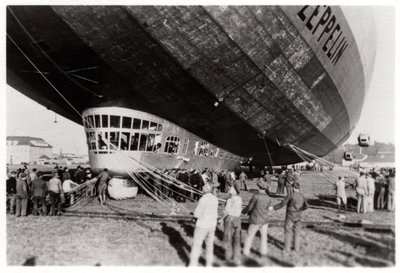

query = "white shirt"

[201,173,210,183]
[224,195,242,217]
[62,179,79,193]
[335,179,346,199]
[367,177,375,195]
[194,193,218,228]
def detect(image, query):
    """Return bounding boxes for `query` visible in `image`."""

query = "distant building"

[37,154,52,165]
[342,150,395,169]
[6,136,53,164]
[359,151,396,169]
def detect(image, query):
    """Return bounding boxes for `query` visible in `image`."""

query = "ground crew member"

[239,171,248,191]
[335,176,347,213]
[62,167,71,182]
[263,170,272,190]
[31,171,48,216]
[48,172,64,216]
[366,172,375,212]
[387,170,395,211]
[218,184,242,265]
[276,170,285,194]
[190,170,204,201]
[189,183,218,267]
[285,169,295,195]
[224,170,233,192]
[15,172,29,217]
[96,168,110,205]
[242,181,272,257]
[355,171,367,213]
[7,171,17,214]
[376,172,387,210]
[269,182,308,252]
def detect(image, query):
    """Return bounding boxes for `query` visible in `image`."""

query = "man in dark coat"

[242,181,272,256]
[276,170,285,194]
[31,171,48,216]
[61,167,71,182]
[270,182,308,252]
[15,172,29,217]
[96,168,110,205]
[73,166,84,184]
[7,171,17,214]
[176,170,189,203]
[285,169,295,195]
[190,170,204,201]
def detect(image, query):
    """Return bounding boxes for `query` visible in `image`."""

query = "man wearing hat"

[189,182,219,267]
[269,182,308,252]
[284,168,295,195]
[242,180,272,257]
[218,184,242,265]
[61,167,71,182]
[366,172,375,212]
[96,168,110,205]
[31,171,48,216]
[15,172,29,217]
[6,171,17,214]
[73,165,85,184]
[189,170,204,201]
[355,171,368,213]
[48,172,64,216]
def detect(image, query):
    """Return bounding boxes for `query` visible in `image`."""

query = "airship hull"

[7,5,373,169]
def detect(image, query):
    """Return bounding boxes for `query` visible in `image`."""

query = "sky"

[4,5,396,156]
[344,6,395,145]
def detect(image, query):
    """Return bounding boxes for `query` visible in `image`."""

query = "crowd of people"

[333,167,396,215]
[6,164,102,217]
[189,171,309,266]
[147,167,303,204]
[353,168,396,213]
[5,163,396,266]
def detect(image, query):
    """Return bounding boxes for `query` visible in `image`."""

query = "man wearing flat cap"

[269,182,308,252]
[242,180,272,257]
[218,184,242,265]
[31,171,48,216]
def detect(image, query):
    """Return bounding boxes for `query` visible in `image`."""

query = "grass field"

[7,171,395,266]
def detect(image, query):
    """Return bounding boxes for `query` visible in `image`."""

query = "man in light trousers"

[242,181,272,257]
[218,184,242,265]
[189,183,218,267]
[355,171,367,213]
[366,173,375,212]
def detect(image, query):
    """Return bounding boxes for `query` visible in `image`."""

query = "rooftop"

[7,136,53,148]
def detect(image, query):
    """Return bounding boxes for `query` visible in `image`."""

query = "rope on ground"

[288,144,359,187]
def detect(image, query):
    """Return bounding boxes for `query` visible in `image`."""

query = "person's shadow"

[160,222,191,265]
[22,256,36,266]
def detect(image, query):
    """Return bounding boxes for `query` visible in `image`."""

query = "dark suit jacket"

[32,178,48,197]
[273,191,308,220]
[242,192,272,225]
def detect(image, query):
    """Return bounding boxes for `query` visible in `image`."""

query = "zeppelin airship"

[7,6,375,198]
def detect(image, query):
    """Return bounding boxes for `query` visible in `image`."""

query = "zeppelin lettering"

[297,5,348,66]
